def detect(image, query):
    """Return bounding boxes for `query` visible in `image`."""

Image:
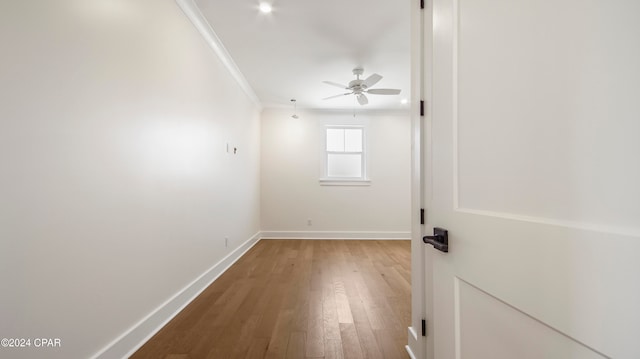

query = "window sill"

[319,178,371,186]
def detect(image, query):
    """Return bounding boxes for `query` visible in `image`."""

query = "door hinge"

[421,319,427,336]
[420,100,425,116]
[420,0,425,9]
[420,208,425,225]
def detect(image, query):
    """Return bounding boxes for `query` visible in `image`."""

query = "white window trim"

[320,125,371,186]
[319,178,372,186]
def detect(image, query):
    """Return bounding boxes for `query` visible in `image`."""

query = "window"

[321,126,369,185]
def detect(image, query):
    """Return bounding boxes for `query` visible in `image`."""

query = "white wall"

[0,1,260,358]
[261,108,411,238]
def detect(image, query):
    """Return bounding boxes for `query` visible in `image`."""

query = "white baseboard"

[408,325,419,341]
[91,232,261,359]
[260,230,411,240]
[406,326,421,359]
[405,344,418,359]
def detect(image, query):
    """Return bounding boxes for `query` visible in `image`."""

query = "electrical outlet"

[307,219,312,226]
[224,237,228,247]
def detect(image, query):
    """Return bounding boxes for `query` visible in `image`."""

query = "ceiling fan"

[322,67,401,105]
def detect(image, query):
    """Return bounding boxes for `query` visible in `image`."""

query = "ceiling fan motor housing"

[348,79,366,93]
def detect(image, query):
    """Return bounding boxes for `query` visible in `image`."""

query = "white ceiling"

[195,0,411,111]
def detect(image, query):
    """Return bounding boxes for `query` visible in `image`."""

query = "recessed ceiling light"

[401,98,409,104]
[259,2,272,13]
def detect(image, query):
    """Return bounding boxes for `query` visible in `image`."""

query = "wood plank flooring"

[131,240,411,359]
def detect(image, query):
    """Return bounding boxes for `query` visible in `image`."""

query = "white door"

[424,0,640,358]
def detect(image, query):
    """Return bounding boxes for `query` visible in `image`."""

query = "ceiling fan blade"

[323,92,351,100]
[323,81,349,89]
[362,73,382,88]
[357,93,369,105]
[366,88,401,95]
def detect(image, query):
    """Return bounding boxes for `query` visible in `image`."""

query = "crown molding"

[175,0,262,110]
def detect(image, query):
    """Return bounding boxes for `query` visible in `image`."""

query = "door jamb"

[408,0,433,357]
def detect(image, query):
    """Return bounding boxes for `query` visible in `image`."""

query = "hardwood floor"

[131,240,411,359]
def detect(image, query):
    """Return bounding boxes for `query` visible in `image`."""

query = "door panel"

[457,278,606,359]
[455,0,640,228]
[426,0,640,358]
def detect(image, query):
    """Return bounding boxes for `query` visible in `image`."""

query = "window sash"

[324,126,366,181]
[327,153,363,178]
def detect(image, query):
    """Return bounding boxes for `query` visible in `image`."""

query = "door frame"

[408,0,434,357]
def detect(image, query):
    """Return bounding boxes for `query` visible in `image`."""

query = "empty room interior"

[2,0,639,359]
[2,0,414,358]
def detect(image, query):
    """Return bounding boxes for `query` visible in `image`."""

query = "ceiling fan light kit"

[290,99,299,119]
[323,67,401,105]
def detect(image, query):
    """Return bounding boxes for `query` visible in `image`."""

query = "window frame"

[320,125,371,186]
